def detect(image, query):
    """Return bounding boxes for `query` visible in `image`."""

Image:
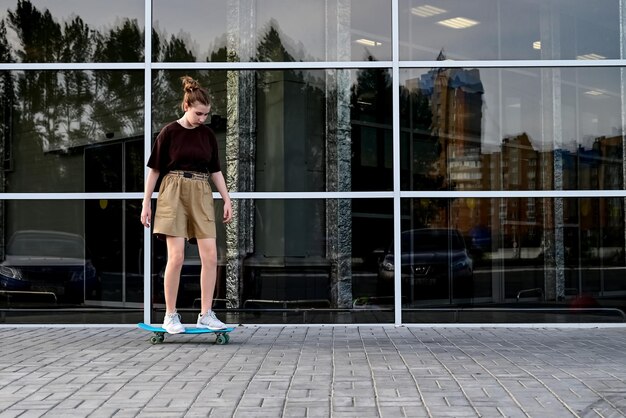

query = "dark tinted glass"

[0,199,144,324]
[400,0,620,61]
[0,0,144,63]
[401,198,626,323]
[0,70,143,192]
[151,198,395,324]
[153,68,392,192]
[152,0,391,62]
[400,67,624,191]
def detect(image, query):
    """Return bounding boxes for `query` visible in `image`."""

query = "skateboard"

[137,322,235,345]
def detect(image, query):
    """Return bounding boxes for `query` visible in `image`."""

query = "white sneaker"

[163,312,185,334]
[197,310,227,330]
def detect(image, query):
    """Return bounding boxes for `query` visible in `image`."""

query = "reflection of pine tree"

[152,33,198,130]
[8,1,63,150]
[0,19,14,176]
[256,22,295,63]
[6,1,144,150]
[60,17,93,147]
[350,55,392,125]
[399,80,447,228]
[93,19,144,136]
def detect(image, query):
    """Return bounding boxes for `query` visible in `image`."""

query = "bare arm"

[140,168,160,227]
[210,171,232,223]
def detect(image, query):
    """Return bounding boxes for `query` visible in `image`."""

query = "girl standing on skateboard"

[140,76,232,334]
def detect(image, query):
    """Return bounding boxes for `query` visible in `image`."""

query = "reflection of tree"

[0,19,13,257]
[152,31,197,130]
[351,56,391,124]
[399,74,447,227]
[350,55,392,193]
[4,0,144,151]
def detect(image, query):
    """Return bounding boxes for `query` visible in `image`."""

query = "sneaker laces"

[166,312,181,322]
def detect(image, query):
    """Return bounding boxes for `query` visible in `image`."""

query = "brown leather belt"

[168,170,210,180]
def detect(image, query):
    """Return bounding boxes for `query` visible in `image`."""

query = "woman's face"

[184,102,211,127]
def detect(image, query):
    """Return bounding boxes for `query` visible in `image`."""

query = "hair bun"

[181,76,200,93]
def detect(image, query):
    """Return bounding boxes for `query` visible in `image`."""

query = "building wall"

[1,0,625,324]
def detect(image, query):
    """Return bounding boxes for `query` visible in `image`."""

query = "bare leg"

[196,238,218,314]
[164,236,186,314]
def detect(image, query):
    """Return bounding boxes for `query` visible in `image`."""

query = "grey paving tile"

[0,326,625,417]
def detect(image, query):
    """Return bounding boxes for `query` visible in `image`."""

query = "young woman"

[140,76,232,334]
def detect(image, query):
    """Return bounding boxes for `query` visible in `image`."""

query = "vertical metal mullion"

[619,0,626,274]
[391,0,402,326]
[143,0,152,325]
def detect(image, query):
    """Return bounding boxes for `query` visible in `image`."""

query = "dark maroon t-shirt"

[147,121,221,174]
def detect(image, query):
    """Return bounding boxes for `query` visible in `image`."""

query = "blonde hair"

[180,76,211,110]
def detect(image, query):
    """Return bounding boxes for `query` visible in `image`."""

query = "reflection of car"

[469,226,491,252]
[0,230,98,303]
[378,228,473,298]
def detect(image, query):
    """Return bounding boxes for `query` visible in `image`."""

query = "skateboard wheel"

[150,333,165,344]
[215,334,228,345]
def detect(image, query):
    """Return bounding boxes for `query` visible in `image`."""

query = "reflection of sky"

[153,0,392,61]
[1,0,144,48]
[0,0,144,28]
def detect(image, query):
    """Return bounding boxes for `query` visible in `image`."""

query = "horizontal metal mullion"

[1,190,626,200]
[0,193,145,200]
[399,59,626,68]
[0,192,394,200]
[401,190,626,198]
[3,60,626,72]
[152,61,394,70]
[0,63,146,70]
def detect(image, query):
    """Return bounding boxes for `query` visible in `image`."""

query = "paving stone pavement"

[0,326,625,417]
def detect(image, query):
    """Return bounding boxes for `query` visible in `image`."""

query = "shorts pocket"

[156,177,178,219]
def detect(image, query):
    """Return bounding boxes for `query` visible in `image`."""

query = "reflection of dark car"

[0,230,98,303]
[469,226,492,252]
[378,228,473,299]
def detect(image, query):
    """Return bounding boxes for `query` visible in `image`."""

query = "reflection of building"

[484,133,542,246]
[415,56,485,234]
[480,134,624,247]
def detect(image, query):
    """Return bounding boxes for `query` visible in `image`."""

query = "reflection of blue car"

[0,265,27,290]
[470,226,491,251]
[0,230,99,303]
[378,228,473,298]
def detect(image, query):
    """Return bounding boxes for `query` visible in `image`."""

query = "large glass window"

[2,0,626,325]
[400,0,621,61]
[152,0,392,62]
[0,200,144,324]
[0,0,145,63]
[0,70,144,192]
[153,68,393,192]
[400,197,626,323]
[150,198,394,324]
[400,67,624,191]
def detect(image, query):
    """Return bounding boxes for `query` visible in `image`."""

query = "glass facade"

[1,0,625,325]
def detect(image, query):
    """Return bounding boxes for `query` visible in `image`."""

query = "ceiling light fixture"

[437,17,479,29]
[576,53,606,60]
[533,41,541,50]
[355,38,382,47]
[584,90,604,96]
[411,5,447,17]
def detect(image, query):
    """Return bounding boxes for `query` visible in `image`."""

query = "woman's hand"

[140,204,152,228]
[223,200,233,223]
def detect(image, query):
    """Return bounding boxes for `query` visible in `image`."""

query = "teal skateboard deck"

[137,322,235,345]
